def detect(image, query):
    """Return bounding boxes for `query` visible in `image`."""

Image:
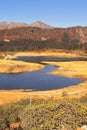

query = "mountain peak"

[29,21,54,29]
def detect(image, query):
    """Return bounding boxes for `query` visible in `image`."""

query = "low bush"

[0,97,87,130]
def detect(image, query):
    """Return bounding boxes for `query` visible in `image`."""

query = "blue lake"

[0,64,84,91]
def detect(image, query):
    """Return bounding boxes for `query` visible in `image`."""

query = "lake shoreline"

[0,59,44,73]
[0,51,87,104]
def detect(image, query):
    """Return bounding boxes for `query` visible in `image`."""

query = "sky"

[0,0,87,27]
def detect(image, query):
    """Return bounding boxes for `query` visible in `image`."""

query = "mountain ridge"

[0,23,87,51]
[0,21,54,30]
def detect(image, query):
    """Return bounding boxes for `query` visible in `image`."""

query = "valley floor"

[0,51,87,104]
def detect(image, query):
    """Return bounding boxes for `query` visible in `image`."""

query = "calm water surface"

[0,64,84,91]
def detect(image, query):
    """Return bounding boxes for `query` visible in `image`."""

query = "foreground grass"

[0,59,43,73]
[0,96,87,130]
[0,90,31,105]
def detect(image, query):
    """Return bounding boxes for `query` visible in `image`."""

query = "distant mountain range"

[0,21,87,51]
[0,21,54,30]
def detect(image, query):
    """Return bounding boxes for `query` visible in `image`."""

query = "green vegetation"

[0,97,87,130]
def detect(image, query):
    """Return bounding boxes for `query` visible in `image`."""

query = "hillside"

[0,25,87,51]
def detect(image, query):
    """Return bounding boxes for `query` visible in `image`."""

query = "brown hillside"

[0,26,87,50]
[0,26,87,43]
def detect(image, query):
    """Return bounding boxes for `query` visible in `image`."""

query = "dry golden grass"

[13,51,80,58]
[0,59,43,73]
[44,61,87,79]
[0,84,87,105]
[0,91,29,104]
[49,61,87,79]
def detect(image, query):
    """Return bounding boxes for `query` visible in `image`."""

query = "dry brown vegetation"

[0,90,29,104]
[0,59,43,73]
[45,61,87,79]
[13,50,81,57]
[43,61,87,96]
